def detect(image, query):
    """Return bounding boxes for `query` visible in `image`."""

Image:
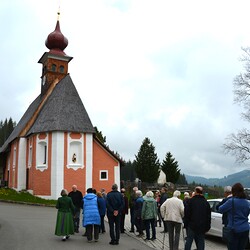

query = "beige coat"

[160,197,184,223]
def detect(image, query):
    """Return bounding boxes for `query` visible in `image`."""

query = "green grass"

[0,188,56,206]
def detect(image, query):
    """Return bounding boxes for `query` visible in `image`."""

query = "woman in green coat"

[55,189,75,241]
[142,191,158,241]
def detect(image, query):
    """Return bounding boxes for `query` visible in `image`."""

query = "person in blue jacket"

[218,182,250,250]
[82,188,101,243]
[134,190,144,237]
[97,191,106,233]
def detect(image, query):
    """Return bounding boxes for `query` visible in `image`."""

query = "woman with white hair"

[141,191,158,240]
[160,190,184,250]
[134,190,144,237]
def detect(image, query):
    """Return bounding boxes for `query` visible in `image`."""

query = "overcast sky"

[1,0,250,178]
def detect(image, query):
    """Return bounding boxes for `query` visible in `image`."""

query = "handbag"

[222,198,234,242]
[222,226,233,241]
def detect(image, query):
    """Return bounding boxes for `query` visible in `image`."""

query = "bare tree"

[223,47,250,162]
[224,129,250,163]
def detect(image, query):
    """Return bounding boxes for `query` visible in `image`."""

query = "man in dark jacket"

[159,187,168,233]
[129,186,138,232]
[184,186,211,250]
[68,184,83,233]
[120,188,129,233]
[106,184,124,245]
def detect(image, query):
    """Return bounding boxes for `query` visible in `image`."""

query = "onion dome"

[45,20,68,56]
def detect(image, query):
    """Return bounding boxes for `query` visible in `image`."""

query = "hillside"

[185,169,250,187]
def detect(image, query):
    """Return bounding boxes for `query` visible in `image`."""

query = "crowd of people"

[54,182,250,250]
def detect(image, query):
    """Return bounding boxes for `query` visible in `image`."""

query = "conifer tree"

[0,118,16,147]
[134,137,160,183]
[161,152,180,184]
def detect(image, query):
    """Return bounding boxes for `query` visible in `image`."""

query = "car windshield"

[208,200,221,213]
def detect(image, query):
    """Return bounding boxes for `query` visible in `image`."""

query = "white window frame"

[13,147,16,169]
[67,133,84,170]
[36,134,48,172]
[28,145,32,168]
[100,170,108,181]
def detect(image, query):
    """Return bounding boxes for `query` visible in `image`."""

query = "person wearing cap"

[161,190,184,250]
[184,186,211,250]
[106,184,124,245]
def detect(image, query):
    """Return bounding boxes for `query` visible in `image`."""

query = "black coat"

[184,195,211,233]
[106,190,124,216]
[68,190,83,208]
[159,192,168,206]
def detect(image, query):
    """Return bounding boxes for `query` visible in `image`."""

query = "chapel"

[0,15,121,199]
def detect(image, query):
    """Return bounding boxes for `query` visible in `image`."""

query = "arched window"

[69,141,82,165]
[59,65,64,73]
[52,64,56,72]
[36,141,48,171]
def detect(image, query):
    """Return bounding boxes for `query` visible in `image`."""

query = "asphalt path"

[0,202,153,250]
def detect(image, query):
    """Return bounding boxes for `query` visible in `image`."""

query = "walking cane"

[162,230,166,250]
[182,223,185,242]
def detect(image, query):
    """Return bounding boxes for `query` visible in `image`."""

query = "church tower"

[38,13,73,95]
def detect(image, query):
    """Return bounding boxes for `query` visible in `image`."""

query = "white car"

[207,198,225,237]
[207,198,250,248]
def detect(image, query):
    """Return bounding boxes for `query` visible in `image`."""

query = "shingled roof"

[0,75,95,153]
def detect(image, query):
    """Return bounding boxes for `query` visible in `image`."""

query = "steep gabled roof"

[27,75,95,135]
[0,95,43,153]
[0,75,95,153]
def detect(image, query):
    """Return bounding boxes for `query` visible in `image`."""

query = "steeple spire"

[38,11,73,95]
[45,15,68,56]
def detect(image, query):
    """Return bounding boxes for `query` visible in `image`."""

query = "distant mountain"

[185,169,250,187]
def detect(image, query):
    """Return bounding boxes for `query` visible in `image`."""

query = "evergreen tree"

[134,137,160,183]
[0,118,16,147]
[120,160,136,181]
[176,173,188,185]
[94,126,107,145]
[161,152,180,184]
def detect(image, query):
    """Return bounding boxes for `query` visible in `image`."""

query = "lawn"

[0,188,56,206]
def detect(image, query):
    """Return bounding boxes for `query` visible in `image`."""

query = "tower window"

[52,64,56,72]
[59,65,64,73]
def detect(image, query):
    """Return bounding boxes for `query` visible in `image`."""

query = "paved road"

[123,210,227,250]
[0,201,227,250]
[0,202,152,250]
